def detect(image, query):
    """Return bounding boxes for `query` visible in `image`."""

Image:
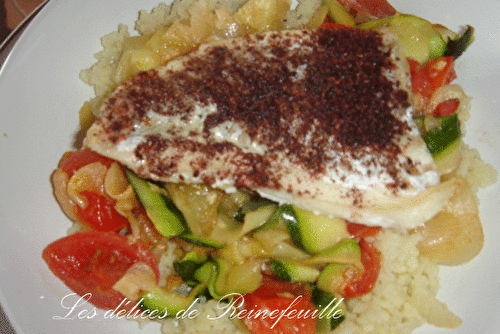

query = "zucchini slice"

[139,284,206,318]
[317,263,362,296]
[234,195,276,222]
[194,258,262,299]
[359,14,446,63]
[126,170,186,238]
[312,287,346,331]
[194,261,217,285]
[241,203,279,234]
[192,260,224,300]
[301,239,363,269]
[174,251,209,286]
[206,258,234,300]
[269,259,320,283]
[280,204,350,254]
[422,113,461,157]
[177,233,226,249]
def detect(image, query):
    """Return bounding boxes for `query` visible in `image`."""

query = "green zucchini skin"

[174,251,209,286]
[126,169,187,238]
[234,195,276,222]
[269,259,320,282]
[127,170,231,249]
[126,173,365,325]
[280,204,349,254]
[444,25,475,59]
[280,204,304,250]
[194,258,239,300]
[302,239,363,269]
[311,287,346,331]
[415,113,461,157]
[359,14,446,64]
[177,233,226,249]
[139,285,206,318]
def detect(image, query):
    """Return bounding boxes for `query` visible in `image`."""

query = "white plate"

[0,0,499,333]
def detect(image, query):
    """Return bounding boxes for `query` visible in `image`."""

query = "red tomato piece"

[409,57,456,99]
[342,239,381,298]
[346,221,381,239]
[76,191,131,232]
[43,231,160,310]
[59,148,115,177]
[433,99,460,117]
[336,0,396,19]
[408,57,458,116]
[408,57,458,115]
[58,149,130,232]
[241,277,317,334]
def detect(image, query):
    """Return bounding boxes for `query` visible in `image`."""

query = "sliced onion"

[225,258,264,294]
[427,84,466,114]
[113,262,158,301]
[253,228,290,251]
[104,162,140,216]
[416,177,484,266]
[66,162,107,208]
[51,169,79,222]
[410,288,462,328]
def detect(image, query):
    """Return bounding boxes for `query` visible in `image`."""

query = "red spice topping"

[96,28,412,190]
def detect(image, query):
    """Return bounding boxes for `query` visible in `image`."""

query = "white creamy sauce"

[210,121,268,155]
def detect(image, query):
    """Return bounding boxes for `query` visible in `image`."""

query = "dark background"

[1,1,10,42]
[1,0,46,44]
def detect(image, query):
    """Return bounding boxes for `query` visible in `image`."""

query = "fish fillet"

[85,27,456,228]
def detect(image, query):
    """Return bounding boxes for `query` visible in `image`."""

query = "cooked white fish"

[84,27,456,229]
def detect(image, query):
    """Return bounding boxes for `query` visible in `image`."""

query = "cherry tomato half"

[433,99,460,117]
[59,148,115,177]
[241,277,317,334]
[346,221,381,239]
[342,239,381,298]
[43,231,160,310]
[408,57,458,116]
[76,190,130,232]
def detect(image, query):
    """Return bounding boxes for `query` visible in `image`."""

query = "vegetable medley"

[44,0,483,332]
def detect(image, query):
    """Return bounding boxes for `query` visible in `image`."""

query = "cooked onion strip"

[113,262,158,301]
[51,169,79,222]
[104,162,140,217]
[410,289,462,328]
[416,177,484,266]
[66,162,107,208]
[427,84,467,114]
